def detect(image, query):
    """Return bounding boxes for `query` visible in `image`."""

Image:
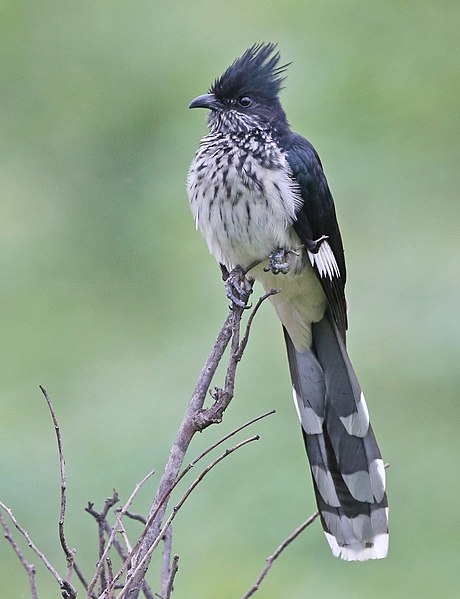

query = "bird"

[187,43,388,561]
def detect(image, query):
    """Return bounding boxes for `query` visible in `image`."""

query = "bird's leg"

[224,265,253,309]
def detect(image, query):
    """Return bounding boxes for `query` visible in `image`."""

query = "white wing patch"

[308,241,340,280]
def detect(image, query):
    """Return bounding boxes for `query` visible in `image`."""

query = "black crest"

[210,43,288,102]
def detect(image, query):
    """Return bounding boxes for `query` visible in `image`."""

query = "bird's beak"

[188,93,220,110]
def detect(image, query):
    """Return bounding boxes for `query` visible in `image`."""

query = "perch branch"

[117,300,246,598]
[193,289,278,429]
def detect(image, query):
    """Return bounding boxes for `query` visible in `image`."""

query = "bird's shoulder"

[278,132,326,193]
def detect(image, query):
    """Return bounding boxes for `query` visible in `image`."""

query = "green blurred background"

[1,1,459,597]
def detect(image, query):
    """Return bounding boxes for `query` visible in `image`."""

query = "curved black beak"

[188,93,220,110]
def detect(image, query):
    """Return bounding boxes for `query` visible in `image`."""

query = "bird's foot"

[305,235,329,254]
[225,266,253,309]
[264,248,297,275]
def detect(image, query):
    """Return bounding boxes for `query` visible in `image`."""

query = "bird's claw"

[225,267,253,309]
[265,248,294,275]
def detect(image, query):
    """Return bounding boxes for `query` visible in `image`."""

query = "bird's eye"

[238,96,253,108]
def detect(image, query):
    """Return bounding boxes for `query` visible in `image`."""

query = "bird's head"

[189,43,289,135]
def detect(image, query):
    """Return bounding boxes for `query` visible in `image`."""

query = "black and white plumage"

[187,43,388,561]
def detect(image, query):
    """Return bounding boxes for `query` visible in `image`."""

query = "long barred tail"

[284,313,389,560]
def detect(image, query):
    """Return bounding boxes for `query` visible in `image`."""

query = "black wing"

[284,133,348,339]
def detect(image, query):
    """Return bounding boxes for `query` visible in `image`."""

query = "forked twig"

[85,470,155,598]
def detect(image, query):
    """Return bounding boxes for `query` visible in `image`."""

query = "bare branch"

[194,289,276,430]
[0,500,76,598]
[85,502,154,599]
[85,470,155,598]
[160,527,173,598]
[73,562,95,598]
[236,289,280,360]
[241,511,320,599]
[114,289,273,598]
[86,491,120,594]
[113,435,260,599]
[39,385,76,589]
[153,408,276,527]
[106,557,115,599]
[124,511,147,525]
[115,308,237,598]
[163,555,179,599]
[0,510,39,599]
[116,518,133,555]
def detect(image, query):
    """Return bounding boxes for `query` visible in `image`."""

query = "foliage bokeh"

[1,1,459,597]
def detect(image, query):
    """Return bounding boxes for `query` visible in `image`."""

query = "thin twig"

[73,562,96,598]
[85,491,120,595]
[236,289,280,360]
[39,385,76,589]
[0,500,76,598]
[85,504,154,599]
[160,527,173,598]
[241,511,320,598]
[159,409,276,521]
[0,510,39,599]
[113,435,260,599]
[105,411,274,598]
[124,511,147,525]
[106,410,274,597]
[164,555,179,599]
[85,470,155,598]
[107,557,115,599]
[116,518,133,554]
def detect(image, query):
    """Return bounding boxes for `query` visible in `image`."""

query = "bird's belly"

[201,194,294,269]
[190,160,301,270]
